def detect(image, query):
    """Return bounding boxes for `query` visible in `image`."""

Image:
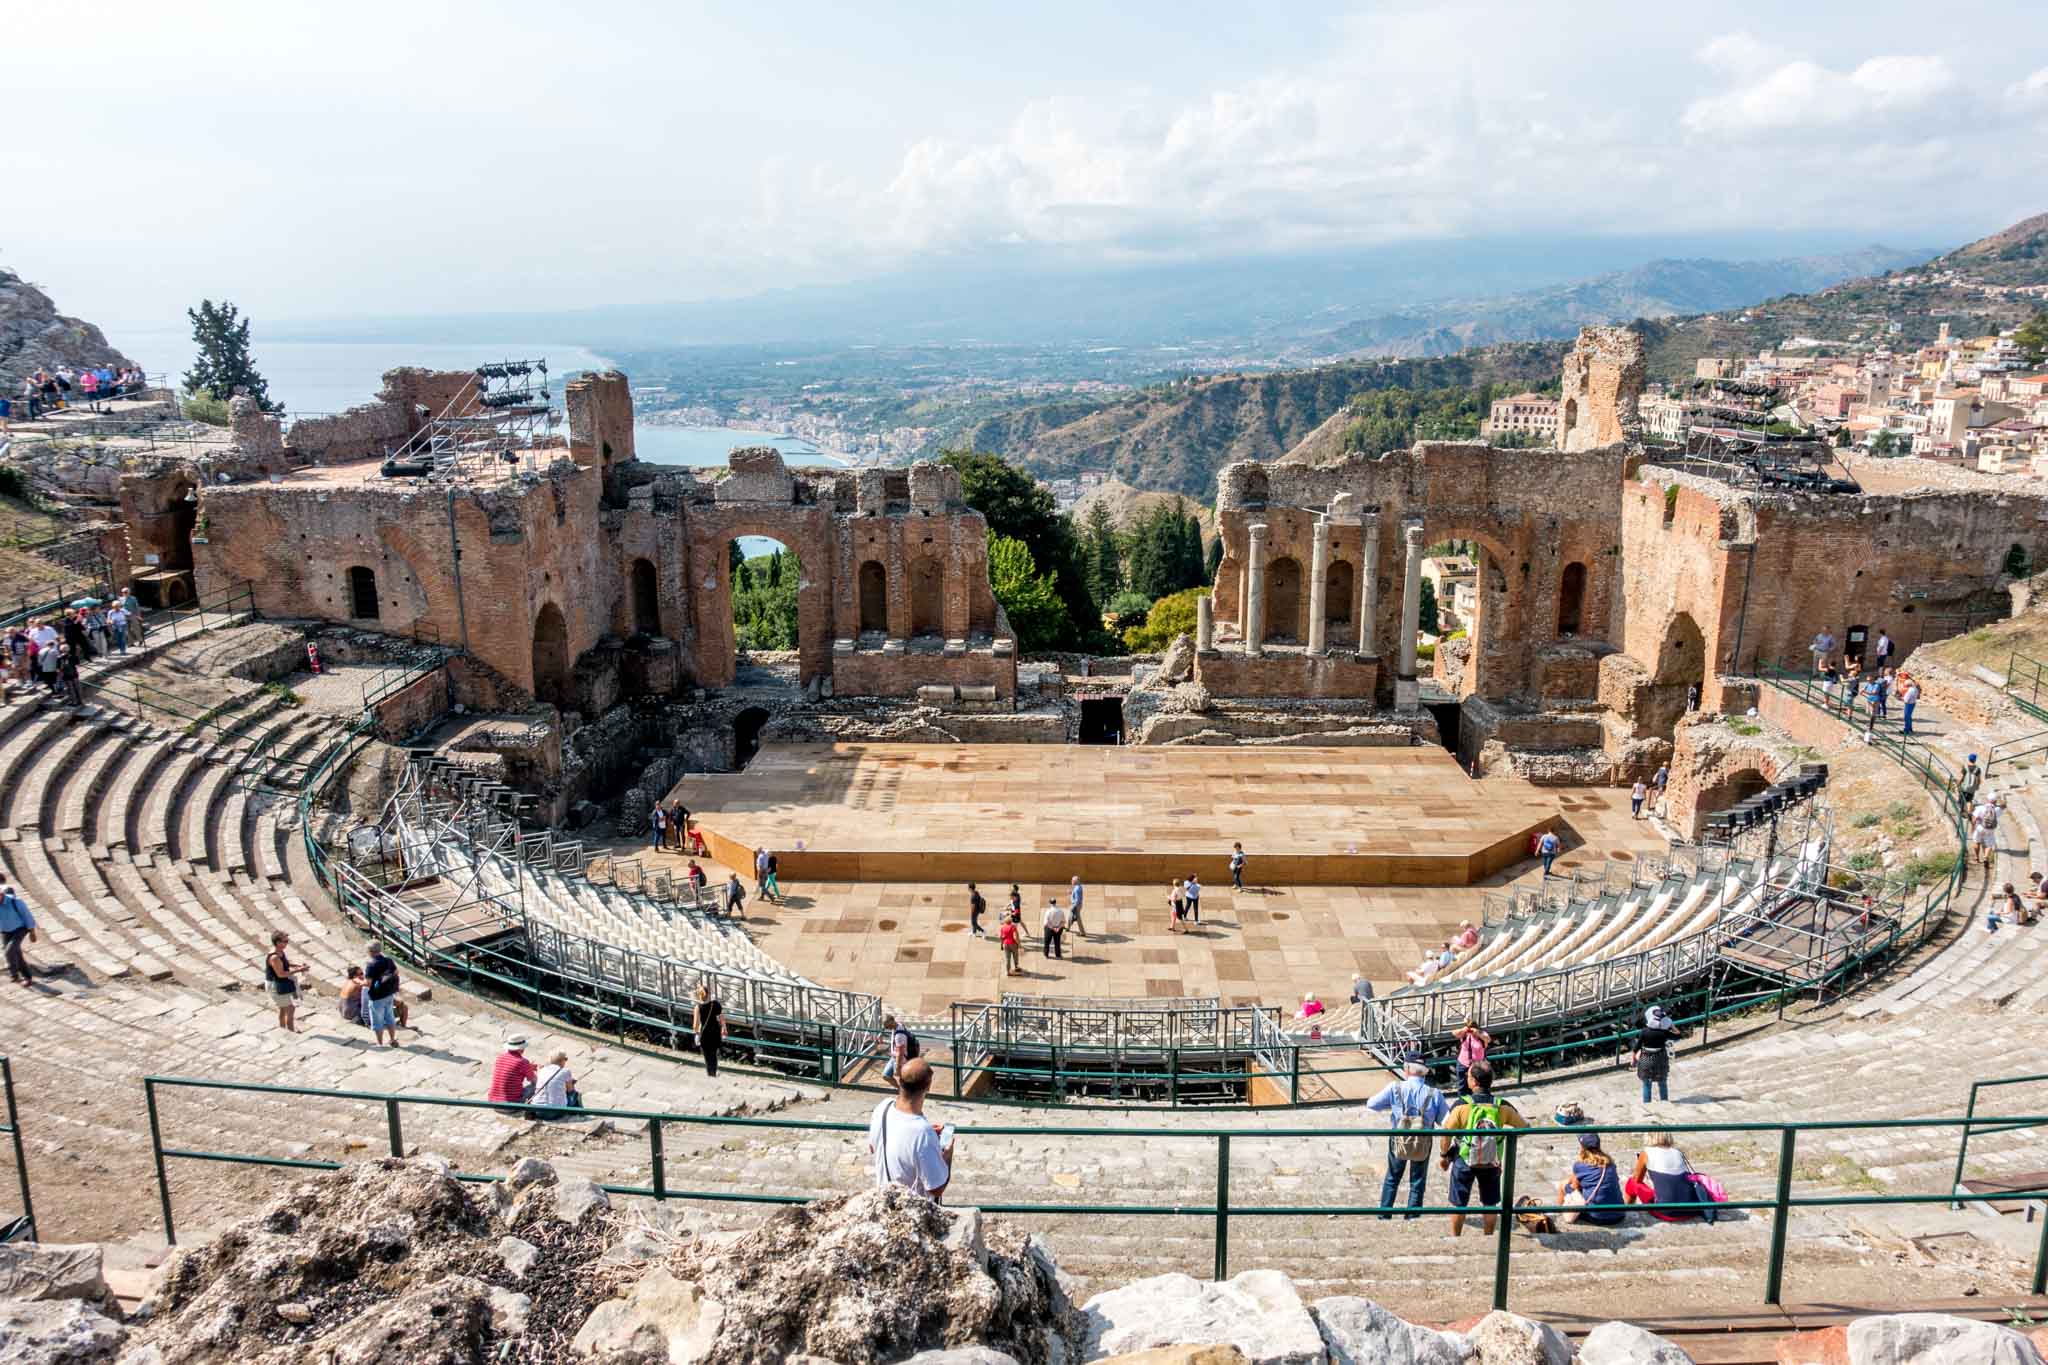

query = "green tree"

[1174,501,1205,588]
[2016,310,2048,364]
[1206,535,1223,578]
[1080,500,1123,603]
[181,299,278,411]
[1106,590,1153,632]
[1122,586,1209,652]
[730,547,800,650]
[768,550,783,589]
[987,534,1069,651]
[941,450,1103,648]
[1419,578,1440,636]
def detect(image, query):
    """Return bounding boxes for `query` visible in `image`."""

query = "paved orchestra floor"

[666,742,1561,886]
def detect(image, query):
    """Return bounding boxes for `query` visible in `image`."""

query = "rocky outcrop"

[0,269,133,389]
[76,1154,2048,1365]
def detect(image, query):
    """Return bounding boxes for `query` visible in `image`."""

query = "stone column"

[1196,594,1214,651]
[1306,520,1331,654]
[1398,523,1425,682]
[1244,523,1269,657]
[1358,514,1380,656]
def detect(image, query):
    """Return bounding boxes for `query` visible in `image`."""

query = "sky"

[7,0,2046,333]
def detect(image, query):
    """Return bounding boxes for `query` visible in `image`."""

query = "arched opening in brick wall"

[1417,526,1516,700]
[858,560,888,634]
[347,566,380,620]
[630,558,660,636]
[729,538,802,657]
[1557,562,1586,638]
[1325,560,1354,633]
[532,602,571,707]
[733,706,773,769]
[1691,765,1772,838]
[1648,610,1707,738]
[909,557,943,637]
[1265,556,1302,643]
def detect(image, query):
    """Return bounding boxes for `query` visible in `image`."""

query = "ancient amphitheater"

[0,328,2044,1357]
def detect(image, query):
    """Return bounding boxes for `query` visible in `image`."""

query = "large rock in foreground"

[1081,1271,1326,1365]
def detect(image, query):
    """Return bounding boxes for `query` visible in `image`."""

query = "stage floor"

[666,743,1561,886]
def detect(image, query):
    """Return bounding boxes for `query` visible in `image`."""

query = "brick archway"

[532,601,571,706]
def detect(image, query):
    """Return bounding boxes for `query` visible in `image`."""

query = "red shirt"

[999,921,1019,948]
[488,1050,538,1103]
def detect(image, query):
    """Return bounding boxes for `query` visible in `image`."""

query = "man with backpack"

[1365,1052,1449,1219]
[1438,1062,1528,1237]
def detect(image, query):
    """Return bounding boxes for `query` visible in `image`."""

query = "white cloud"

[2009,65,2048,109]
[1681,47,1955,134]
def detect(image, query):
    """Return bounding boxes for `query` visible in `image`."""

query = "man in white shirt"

[1810,629,1835,675]
[531,1051,580,1116]
[1041,899,1067,959]
[868,1058,950,1200]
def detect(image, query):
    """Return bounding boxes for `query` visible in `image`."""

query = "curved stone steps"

[20,717,120,837]
[105,732,186,857]
[137,745,214,857]
[62,721,159,844]
[0,707,80,829]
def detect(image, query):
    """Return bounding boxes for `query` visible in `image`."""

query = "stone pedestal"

[1397,523,1425,682]
[1395,677,1421,711]
[1307,520,1331,655]
[1195,594,1214,651]
[1243,523,1269,658]
[1359,514,1380,657]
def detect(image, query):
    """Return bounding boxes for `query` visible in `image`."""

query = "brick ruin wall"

[184,399,1014,710]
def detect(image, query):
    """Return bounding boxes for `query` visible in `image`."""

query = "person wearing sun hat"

[488,1035,538,1109]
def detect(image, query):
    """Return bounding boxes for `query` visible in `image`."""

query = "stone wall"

[1556,324,1644,452]
[1665,716,1790,838]
[1194,647,1377,700]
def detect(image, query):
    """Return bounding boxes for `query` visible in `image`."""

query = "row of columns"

[1228,514,1426,681]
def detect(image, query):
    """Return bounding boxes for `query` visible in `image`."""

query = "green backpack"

[1458,1101,1502,1167]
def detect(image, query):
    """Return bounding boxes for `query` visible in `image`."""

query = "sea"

[116,329,831,472]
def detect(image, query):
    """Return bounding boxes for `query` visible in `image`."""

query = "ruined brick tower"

[1556,325,1645,452]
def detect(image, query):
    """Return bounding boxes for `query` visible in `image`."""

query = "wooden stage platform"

[666,743,1561,887]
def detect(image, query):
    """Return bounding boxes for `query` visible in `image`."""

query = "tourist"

[688,826,706,857]
[1899,675,1921,735]
[649,805,667,850]
[1184,873,1202,925]
[1041,899,1067,960]
[120,587,144,645]
[1876,668,1893,721]
[1873,628,1894,674]
[1537,830,1561,878]
[106,602,128,653]
[883,1014,919,1082]
[668,803,688,851]
[57,646,82,708]
[693,985,724,1076]
[86,607,108,659]
[724,872,746,918]
[339,966,367,1027]
[1366,1052,1449,1219]
[1817,659,1840,707]
[1626,1130,1716,1223]
[1452,1018,1491,1094]
[754,847,771,899]
[967,882,986,937]
[1633,1005,1681,1102]
[1350,973,1374,1011]
[1230,841,1246,891]
[1067,876,1085,938]
[37,639,60,698]
[6,628,26,687]
[1557,1132,1627,1225]
[1858,673,1882,738]
[1297,991,1325,1023]
[532,1051,583,1117]
[488,1036,539,1108]
[0,885,38,987]
[1630,778,1647,819]
[1958,755,1983,810]
[61,610,90,662]
[1438,1062,1527,1237]
[686,859,707,907]
[1405,948,1446,987]
[764,851,783,903]
[1810,628,1836,674]
[1971,797,2001,879]
[1685,682,1701,713]
[867,1057,951,1201]
[263,930,308,1032]
[1999,882,2026,931]
[1453,920,1480,952]
[1169,880,1185,932]
[999,913,1021,975]
[1007,884,1022,921]
[364,942,403,1047]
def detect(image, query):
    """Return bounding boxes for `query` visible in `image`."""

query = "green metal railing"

[0,1058,35,1243]
[1950,1071,2048,1216]
[2008,651,2048,725]
[139,1074,2048,1306]
[359,652,449,720]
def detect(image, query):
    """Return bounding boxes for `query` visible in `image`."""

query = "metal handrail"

[1950,1070,2048,1210]
[0,1058,33,1243]
[139,1074,2048,1308]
